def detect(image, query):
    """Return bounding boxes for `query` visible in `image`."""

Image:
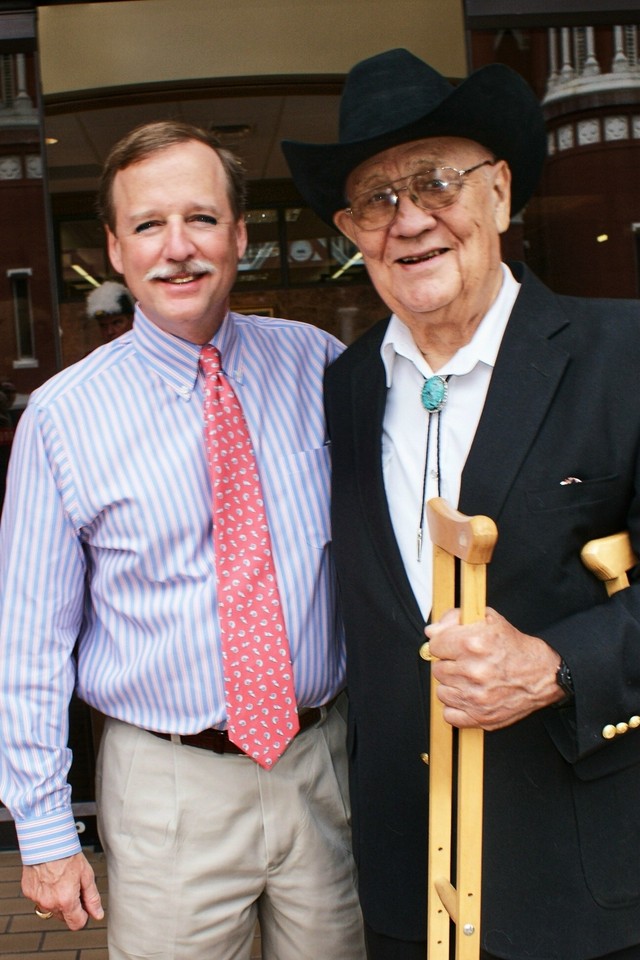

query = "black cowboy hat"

[282,48,547,226]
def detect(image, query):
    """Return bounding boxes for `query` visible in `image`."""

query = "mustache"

[143,259,216,281]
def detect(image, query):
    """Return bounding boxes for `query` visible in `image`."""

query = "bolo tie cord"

[417,375,449,562]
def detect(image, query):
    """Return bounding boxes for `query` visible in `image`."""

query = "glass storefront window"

[57,217,113,300]
[237,208,282,287]
[285,207,366,285]
[55,206,369,299]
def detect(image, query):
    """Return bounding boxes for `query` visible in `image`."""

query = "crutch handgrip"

[580,531,636,596]
[427,498,498,568]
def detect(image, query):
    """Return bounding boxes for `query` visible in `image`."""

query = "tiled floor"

[0,848,262,959]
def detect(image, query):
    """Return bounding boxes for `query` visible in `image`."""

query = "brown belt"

[148,704,329,756]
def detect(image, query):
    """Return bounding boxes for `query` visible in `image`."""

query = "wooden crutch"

[419,497,498,960]
[580,530,637,596]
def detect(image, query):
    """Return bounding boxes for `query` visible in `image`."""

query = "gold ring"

[34,905,54,919]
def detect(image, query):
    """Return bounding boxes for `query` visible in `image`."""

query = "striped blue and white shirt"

[0,308,345,864]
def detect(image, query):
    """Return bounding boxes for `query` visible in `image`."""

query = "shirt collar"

[381,263,520,387]
[131,307,245,397]
[211,311,245,385]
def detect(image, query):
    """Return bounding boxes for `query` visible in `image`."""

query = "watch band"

[554,657,574,708]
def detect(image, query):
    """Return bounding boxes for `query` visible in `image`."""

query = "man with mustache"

[0,121,365,960]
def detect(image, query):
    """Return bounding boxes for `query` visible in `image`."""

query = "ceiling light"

[596,234,608,243]
[71,264,100,287]
[210,124,251,144]
[331,251,363,280]
[245,209,277,224]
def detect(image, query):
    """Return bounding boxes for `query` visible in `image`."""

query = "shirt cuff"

[15,808,83,865]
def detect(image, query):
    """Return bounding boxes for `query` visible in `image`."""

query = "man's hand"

[425,607,564,730]
[22,852,104,931]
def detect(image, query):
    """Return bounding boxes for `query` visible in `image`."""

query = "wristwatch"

[554,657,574,707]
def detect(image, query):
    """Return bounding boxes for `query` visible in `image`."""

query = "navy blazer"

[325,263,640,958]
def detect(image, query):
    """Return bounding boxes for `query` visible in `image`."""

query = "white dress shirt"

[381,264,520,619]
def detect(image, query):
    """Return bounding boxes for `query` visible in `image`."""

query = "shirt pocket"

[277,444,332,549]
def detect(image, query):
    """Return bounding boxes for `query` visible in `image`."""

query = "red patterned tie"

[200,345,299,768]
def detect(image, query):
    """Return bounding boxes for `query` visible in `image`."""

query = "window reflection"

[237,209,281,287]
[54,205,370,298]
[58,218,112,300]
[285,207,365,284]
[236,206,367,287]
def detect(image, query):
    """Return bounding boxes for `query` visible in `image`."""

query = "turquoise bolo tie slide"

[421,375,448,412]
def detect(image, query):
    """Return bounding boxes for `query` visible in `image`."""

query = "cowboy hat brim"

[282,61,546,227]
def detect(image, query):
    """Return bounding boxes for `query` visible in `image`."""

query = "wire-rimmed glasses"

[345,159,498,231]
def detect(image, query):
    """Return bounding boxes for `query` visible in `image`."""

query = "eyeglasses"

[345,159,498,231]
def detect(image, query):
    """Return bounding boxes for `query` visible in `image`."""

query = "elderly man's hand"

[425,607,564,730]
[22,852,104,931]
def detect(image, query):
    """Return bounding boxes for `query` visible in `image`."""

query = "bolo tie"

[417,374,449,562]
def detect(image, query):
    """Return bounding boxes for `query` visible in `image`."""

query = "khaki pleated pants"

[96,703,366,960]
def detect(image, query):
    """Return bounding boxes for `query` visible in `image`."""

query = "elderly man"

[0,121,365,960]
[283,49,640,960]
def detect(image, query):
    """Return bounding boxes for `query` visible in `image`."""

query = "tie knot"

[200,344,221,378]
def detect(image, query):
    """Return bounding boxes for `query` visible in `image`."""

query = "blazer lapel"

[460,267,571,522]
[350,328,425,630]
